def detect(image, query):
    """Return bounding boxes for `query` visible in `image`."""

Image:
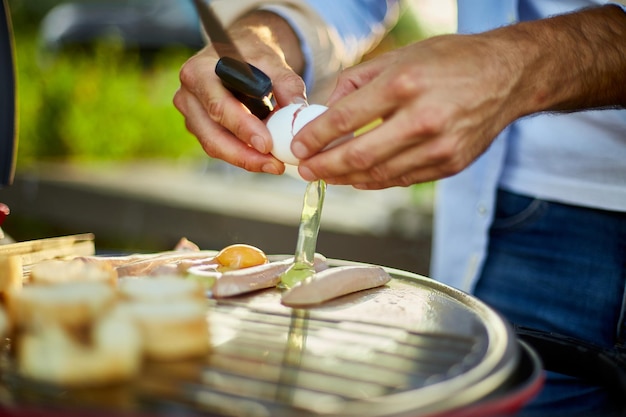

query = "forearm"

[492,4,626,118]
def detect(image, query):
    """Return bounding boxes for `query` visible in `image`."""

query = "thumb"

[271,71,308,108]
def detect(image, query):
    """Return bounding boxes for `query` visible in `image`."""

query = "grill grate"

[132,302,490,417]
[0,265,519,417]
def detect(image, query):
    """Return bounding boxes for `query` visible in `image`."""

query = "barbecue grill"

[0,258,545,417]
[0,2,574,415]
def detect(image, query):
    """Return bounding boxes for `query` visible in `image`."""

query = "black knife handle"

[215,56,276,119]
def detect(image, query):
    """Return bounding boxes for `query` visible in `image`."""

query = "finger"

[351,164,447,190]
[199,78,276,154]
[328,133,470,189]
[176,86,285,175]
[296,103,429,181]
[180,53,274,154]
[269,70,308,108]
[325,150,452,189]
[325,67,362,106]
[291,74,397,160]
[326,57,389,106]
[296,126,405,182]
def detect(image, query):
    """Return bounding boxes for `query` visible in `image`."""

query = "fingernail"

[251,135,267,153]
[298,166,316,181]
[291,141,309,159]
[291,96,308,106]
[262,163,281,175]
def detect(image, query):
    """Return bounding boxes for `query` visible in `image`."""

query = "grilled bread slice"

[29,259,117,287]
[125,300,209,361]
[119,276,210,360]
[18,305,142,386]
[6,281,117,331]
[0,255,22,301]
[10,282,141,386]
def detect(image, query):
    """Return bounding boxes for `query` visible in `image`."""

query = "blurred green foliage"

[9,2,204,165]
[5,0,434,241]
[7,1,425,167]
[16,38,203,164]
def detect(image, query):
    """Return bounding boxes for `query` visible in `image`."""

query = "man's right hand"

[173,11,307,175]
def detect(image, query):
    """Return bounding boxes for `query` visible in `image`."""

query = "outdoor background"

[9,0,454,165]
[2,0,456,274]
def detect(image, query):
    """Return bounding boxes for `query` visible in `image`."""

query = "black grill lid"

[0,0,17,189]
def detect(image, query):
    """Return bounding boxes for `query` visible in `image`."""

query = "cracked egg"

[266,103,328,165]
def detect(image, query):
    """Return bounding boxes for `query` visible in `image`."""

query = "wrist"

[487,5,626,118]
[228,11,305,75]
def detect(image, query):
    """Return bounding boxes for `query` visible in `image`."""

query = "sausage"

[77,253,165,269]
[281,265,391,307]
[212,253,329,298]
[77,251,211,268]
[212,261,291,299]
[113,252,218,277]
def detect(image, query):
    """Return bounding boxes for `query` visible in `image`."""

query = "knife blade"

[191,0,276,119]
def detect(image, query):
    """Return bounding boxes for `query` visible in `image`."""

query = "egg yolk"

[215,244,268,271]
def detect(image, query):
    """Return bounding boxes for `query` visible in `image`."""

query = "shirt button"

[477,204,488,216]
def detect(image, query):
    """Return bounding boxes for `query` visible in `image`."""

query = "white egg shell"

[267,103,328,165]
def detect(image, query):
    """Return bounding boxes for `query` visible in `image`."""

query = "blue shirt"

[432,0,626,292]
[300,0,626,291]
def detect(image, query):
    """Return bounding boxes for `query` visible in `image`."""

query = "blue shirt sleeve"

[308,0,400,62]
[307,0,399,41]
[263,1,400,90]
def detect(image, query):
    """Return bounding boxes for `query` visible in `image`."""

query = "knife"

[191,0,276,119]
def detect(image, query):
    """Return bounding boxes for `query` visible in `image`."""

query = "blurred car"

[39,0,203,53]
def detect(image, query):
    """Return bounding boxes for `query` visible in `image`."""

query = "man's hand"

[173,11,306,174]
[291,32,521,188]
[291,5,626,189]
